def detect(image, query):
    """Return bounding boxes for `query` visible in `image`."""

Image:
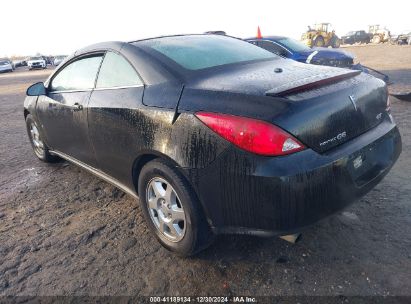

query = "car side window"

[96,52,142,88]
[50,55,103,92]
[259,41,288,57]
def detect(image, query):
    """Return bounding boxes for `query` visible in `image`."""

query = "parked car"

[53,55,67,66]
[27,56,47,70]
[246,36,355,67]
[0,59,14,73]
[24,34,401,256]
[42,56,52,65]
[394,32,411,45]
[341,30,371,45]
[246,36,390,82]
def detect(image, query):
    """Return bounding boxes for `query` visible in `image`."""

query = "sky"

[1,0,410,57]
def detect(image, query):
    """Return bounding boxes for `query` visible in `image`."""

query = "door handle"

[65,102,83,111]
[73,103,83,111]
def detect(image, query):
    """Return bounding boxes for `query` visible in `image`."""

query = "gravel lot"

[0,45,410,299]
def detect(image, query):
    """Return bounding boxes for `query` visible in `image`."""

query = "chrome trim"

[48,84,144,94]
[49,88,93,94]
[93,84,144,91]
[50,150,138,199]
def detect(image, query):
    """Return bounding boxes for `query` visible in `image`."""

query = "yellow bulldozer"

[301,23,341,48]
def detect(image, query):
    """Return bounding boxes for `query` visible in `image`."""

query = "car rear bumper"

[188,118,402,235]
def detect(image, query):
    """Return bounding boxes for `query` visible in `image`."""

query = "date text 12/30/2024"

[149,296,257,303]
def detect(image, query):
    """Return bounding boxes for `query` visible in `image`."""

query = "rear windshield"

[30,57,42,60]
[138,35,275,70]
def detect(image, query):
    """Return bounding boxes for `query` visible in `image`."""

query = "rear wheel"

[331,37,341,48]
[25,114,59,162]
[138,159,213,256]
[313,36,325,47]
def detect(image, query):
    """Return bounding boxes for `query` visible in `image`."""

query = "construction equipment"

[301,23,341,48]
[369,25,391,44]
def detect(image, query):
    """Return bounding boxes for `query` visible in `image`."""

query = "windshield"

[0,60,9,65]
[277,37,311,52]
[138,35,275,70]
[30,57,42,60]
[346,31,355,36]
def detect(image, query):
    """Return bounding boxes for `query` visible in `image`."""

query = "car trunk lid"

[183,59,388,153]
[269,73,388,153]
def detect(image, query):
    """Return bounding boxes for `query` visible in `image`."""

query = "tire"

[331,37,341,48]
[138,159,213,256]
[372,35,381,44]
[313,36,325,47]
[25,114,59,162]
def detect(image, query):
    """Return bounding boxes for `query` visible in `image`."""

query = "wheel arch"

[132,151,215,240]
[24,108,30,119]
[131,151,185,196]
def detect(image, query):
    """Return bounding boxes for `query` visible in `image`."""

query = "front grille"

[312,58,353,68]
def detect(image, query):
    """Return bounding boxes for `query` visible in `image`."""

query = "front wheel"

[25,114,59,162]
[138,159,213,256]
[372,35,381,44]
[313,36,325,47]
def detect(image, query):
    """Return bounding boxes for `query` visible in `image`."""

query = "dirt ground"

[0,45,410,299]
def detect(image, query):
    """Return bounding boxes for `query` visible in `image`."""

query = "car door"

[36,54,104,167]
[87,51,144,184]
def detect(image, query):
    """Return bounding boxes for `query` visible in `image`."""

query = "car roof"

[74,41,125,56]
[74,34,226,55]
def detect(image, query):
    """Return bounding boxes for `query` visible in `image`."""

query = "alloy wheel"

[146,177,186,242]
[30,123,45,158]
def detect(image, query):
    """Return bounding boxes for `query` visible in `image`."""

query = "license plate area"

[347,135,395,187]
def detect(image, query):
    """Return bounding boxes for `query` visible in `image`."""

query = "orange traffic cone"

[257,26,262,39]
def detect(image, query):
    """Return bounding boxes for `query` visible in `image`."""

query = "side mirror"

[26,82,46,96]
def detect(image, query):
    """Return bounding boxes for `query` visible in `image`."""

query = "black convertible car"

[24,34,401,256]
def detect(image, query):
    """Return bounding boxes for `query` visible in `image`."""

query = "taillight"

[195,112,305,156]
[386,96,391,112]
